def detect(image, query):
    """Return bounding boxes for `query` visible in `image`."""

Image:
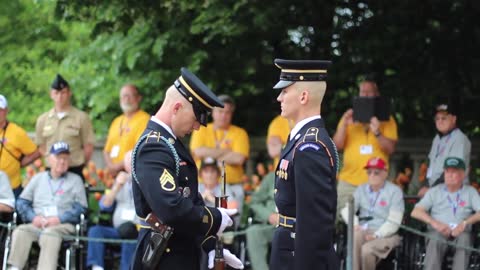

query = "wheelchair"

[335,221,403,270]
[335,197,425,270]
[1,212,17,270]
[406,223,480,270]
[2,213,87,270]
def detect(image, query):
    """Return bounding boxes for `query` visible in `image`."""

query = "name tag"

[110,145,120,158]
[360,145,373,155]
[121,209,136,221]
[44,206,58,217]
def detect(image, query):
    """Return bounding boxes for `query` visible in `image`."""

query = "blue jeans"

[12,186,23,199]
[86,225,136,270]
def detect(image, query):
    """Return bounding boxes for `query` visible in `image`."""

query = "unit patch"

[299,143,320,151]
[159,169,176,191]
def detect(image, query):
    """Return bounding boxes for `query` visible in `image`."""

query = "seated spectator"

[7,141,87,270]
[246,171,276,270]
[198,157,236,209]
[198,157,238,270]
[341,157,404,270]
[86,151,137,270]
[411,157,480,270]
[0,171,15,213]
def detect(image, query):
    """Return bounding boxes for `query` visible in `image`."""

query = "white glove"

[217,208,237,236]
[207,249,244,269]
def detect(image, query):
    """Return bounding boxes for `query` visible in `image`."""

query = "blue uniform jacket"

[131,120,222,269]
[271,118,339,270]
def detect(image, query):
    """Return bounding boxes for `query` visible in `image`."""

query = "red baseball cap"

[364,157,387,170]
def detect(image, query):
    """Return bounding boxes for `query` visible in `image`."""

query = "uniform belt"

[278,214,296,228]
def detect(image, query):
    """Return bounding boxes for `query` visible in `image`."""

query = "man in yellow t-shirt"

[103,84,150,177]
[333,79,398,218]
[266,114,291,169]
[190,94,249,210]
[0,94,41,197]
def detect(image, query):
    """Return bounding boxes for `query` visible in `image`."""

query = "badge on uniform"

[298,143,320,151]
[182,187,191,198]
[159,169,176,191]
[276,159,289,180]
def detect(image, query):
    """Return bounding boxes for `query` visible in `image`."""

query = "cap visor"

[364,166,386,170]
[273,80,294,90]
[52,150,70,155]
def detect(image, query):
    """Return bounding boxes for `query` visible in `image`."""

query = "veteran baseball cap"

[200,157,219,170]
[50,141,70,155]
[273,59,332,89]
[364,157,388,170]
[0,95,7,109]
[434,99,458,116]
[443,157,466,170]
[174,68,224,126]
[51,74,70,90]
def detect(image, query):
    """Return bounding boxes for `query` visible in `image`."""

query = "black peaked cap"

[273,59,332,89]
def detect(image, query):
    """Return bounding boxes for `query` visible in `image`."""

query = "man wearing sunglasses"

[341,157,404,270]
[418,101,471,197]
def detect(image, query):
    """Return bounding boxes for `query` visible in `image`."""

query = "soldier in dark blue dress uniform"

[130,68,243,270]
[269,59,340,270]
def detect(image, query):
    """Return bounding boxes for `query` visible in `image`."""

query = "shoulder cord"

[329,137,340,174]
[131,134,180,185]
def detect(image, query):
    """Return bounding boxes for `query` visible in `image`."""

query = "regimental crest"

[159,169,176,191]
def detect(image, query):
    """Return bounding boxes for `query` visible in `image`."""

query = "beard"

[121,103,137,113]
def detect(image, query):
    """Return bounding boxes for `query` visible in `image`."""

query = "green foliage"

[0,0,479,139]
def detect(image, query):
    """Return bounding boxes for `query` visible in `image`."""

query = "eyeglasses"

[366,169,382,176]
[434,115,450,122]
[54,156,70,162]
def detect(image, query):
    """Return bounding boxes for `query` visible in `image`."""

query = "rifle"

[214,160,228,270]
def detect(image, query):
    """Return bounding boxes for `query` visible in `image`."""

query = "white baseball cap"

[0,95,7,109]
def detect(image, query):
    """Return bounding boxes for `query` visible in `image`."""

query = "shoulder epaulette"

[295,127,335,169]
[131,131,180,184]
[302,127,320,142]
[145,131,162,143]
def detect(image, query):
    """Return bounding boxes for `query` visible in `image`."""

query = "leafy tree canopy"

[1,0,479,139]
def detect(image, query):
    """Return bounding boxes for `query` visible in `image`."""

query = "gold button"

[299,75,304,80]
[166,248,171,253]
[189,97,193,101]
